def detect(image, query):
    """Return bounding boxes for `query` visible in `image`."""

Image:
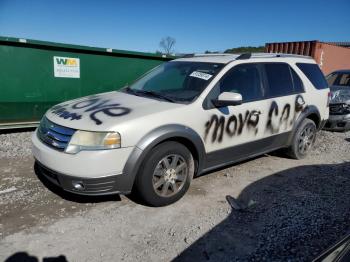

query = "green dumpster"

[0,36,173,129]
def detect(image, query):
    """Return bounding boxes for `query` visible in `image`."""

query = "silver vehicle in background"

[324,70,350,131]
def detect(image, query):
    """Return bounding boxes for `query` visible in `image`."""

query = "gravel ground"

[0,131,33,158]
[0,129,349,261]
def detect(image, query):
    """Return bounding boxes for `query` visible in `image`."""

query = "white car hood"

[45,91,183,131]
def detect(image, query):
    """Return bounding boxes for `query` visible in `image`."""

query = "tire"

[286,118,317,159]
[134,141,195,207]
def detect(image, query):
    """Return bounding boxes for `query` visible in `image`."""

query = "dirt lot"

[0,130,349,261]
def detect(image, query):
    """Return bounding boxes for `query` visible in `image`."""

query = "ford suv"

[32,53,329,206]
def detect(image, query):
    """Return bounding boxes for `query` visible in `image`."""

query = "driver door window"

[218,63,264,101]
[205,63,264,108]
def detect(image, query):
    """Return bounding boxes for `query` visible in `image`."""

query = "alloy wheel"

[152,154,188,197]
[298,124,316,154]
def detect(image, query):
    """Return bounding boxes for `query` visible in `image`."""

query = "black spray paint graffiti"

[51,104,82,121]
[265,102,291,133]
[51,97,131,125]
[205,95,305,143]
[204,110,260,143]
[266,95,305,133]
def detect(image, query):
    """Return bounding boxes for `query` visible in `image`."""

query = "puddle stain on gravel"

[187,184,207,196]
[0,186,17,194]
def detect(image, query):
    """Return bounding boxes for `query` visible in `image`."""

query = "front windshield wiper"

[125,87,176,103]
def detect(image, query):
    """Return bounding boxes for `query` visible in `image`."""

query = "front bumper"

[35,161,127,195]
[32,130,136,195]
[323,114,350,131]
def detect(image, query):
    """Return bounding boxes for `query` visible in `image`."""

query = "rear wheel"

[134,141,194,206]
[286,118,317,159]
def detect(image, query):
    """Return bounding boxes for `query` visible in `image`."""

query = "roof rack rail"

[194,53,233,57]
[181,53,235,58]
[236,53,251,60]
[260,53,311,59]
[180,52,313,62]
[182,53,195,58]
[235,52,312,60]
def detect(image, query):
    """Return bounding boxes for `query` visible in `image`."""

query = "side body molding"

[121,124,206,193]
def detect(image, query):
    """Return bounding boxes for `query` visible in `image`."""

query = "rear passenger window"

[296,63,328,89]
[291,68,304,93]
[264,63,294,97]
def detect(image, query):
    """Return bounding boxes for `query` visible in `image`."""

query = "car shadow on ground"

[345,137,350,142]
[174,162,350,261]
[0,127,36,135]
[5,252,68,262]
[34,163,121,204]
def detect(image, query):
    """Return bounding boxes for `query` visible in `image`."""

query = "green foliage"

[224,46,265,54]
[204,50,220,54]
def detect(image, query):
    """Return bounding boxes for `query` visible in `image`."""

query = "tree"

[159,36,176,55]
[205,50,220,54]
[224,46,265,54]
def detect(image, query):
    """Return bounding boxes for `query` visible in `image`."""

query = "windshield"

[330,89,350,104]
[327,72,350,87]
[124,61,224,103]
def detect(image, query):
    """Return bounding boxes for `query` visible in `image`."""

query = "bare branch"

[159,36,176,55]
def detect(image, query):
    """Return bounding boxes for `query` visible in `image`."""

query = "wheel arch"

[122,125,206,192]
[288,105,321,145]
[306,112,321,129]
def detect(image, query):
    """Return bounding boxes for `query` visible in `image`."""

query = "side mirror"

[212,92,243,107]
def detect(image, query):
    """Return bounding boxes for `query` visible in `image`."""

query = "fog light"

[72,181,85,191]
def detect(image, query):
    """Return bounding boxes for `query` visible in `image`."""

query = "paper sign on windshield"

[190,71,213,80]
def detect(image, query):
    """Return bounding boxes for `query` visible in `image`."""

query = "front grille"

[329,103,350,115]
[37,117,75,152]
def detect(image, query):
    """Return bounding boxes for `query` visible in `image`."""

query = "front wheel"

[286,118,317,159]
[134,141,195,207]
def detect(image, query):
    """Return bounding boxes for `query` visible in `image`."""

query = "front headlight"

[342,103,350,114]
[65,130,121,154]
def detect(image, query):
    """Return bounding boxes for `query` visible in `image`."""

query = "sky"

[0,0,349,54]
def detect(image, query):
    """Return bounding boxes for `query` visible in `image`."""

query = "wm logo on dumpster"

[55,57,78,66]
[54,56,80,78]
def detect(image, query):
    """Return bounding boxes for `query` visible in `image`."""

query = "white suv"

[32,53,329,206]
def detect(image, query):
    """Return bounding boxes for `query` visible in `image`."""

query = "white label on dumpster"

[54,56,80,78]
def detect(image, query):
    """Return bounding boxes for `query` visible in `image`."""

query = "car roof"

[174,53,314,64]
